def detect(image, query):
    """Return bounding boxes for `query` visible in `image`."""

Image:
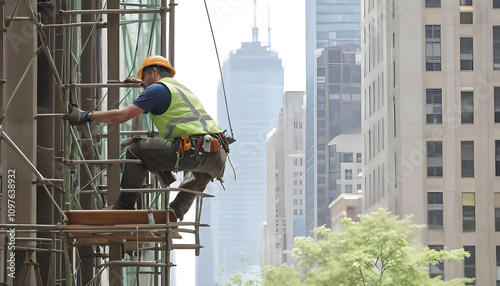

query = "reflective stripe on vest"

[151,78,222,139]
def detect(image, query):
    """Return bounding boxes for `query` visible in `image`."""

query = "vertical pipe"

[62,3,73,283]
[108,0,122,284]
[161,0,167,58]
[1,0,37,285]
[0,0,5,283]
[168,0,175,66]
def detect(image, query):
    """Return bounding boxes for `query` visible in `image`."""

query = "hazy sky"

[175,0,306,116]
[171,0,305,285]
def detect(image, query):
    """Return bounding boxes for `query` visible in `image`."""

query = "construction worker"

[64,55,227,220]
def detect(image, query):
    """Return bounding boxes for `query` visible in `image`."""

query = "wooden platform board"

[64,210,177,225]
[63,210,181,246]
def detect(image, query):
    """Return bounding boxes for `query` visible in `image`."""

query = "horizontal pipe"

[13,246,65,254]
[100,261,169,268]
[59,8,164,16]
[96,130,160,138]
[5,16,30,21]
[171,244,202,250]
[36,113,66,117]
[42,22,106,28]
[14,237,56,242]
[62,225,174,232]
[120,187,215,197]
[63,82,141,89]
[62,159,142,165]
[0,224,60,230]
[119,2,159,7]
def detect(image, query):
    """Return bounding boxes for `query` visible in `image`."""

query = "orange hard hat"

[137,55,176,79]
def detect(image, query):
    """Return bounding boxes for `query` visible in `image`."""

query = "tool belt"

[177,132,231,155]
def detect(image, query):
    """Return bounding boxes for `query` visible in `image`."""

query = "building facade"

[197,39,284,285]
[262,91,306,267]
[363,0,500,283]
[305,0,362,235]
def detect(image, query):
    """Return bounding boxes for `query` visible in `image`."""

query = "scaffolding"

[0,0,211,285]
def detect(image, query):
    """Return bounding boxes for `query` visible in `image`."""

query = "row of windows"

[293,158,303,166]
[426,89,472,124]
[427,192,500,234]
[425,25,500,71]
[293,209,303,216]
[365,119,385,162]
[428,244,475,284]
[365,73,385,119]
[341,152,362,163]
[425,0,500,8]
[426,140,500,178]
[344,183,363,194]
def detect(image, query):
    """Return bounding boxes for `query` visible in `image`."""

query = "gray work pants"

[118,138,227,217]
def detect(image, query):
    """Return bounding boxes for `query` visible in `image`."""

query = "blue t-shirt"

[132,83,171,115]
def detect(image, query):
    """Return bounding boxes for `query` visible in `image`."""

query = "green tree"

[288,208,473,286]
[262,264,302,286]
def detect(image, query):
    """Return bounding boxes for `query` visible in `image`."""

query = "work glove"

[123,76,141,83]
[62,105,92,125]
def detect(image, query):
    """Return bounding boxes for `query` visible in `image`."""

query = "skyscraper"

[305,0,361,234]
[364,0,500,283]
[262,91,306,267]
[196,33,284,285]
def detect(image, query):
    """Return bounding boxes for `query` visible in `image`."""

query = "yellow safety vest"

[152,77,222,139]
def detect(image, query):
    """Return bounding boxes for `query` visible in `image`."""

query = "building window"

[497,246,500,285]
[357,153,362,163]
[426,89,442,124]
[427,141,443,177]
[464,246,475,283]
[425,25,441,71]
[300,209,303,215]
[293,189,297,195]
[460,37,473,71]
[495,27,500,69]
[429,245,444,279]
[460,12,473,24]
[300,199,303,205]
[495,193,500,231]
[345,169,353,180]
[425,0,440,7]
[357,184,362,192]
[461,91,474,123]
[461,141,474,178]
[460,0,472,5]
[463,193,476,232]
[342,152,353,163]
[496,141,500,176]
[495,0,500,8]
[428,192,443,229]
[294,209,297,215]
[293,199,298,206]
[345,184,353,193]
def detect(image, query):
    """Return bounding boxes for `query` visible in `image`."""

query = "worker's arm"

[90,104,145,124]
[63,104,145,125]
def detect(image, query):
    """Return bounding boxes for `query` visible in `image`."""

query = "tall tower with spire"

[196,1,283,284]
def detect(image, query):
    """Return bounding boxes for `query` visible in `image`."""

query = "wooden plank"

[63,210,177,225]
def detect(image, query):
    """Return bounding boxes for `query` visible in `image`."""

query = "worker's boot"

[156,170,177,188]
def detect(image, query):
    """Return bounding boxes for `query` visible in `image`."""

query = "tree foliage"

[253,208,474,286]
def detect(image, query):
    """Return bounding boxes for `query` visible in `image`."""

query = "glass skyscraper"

[305,0,361,234]
[196,39,283,285]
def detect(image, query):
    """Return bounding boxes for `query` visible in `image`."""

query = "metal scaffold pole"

[1,0,37,285]
[107,0,122,284]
